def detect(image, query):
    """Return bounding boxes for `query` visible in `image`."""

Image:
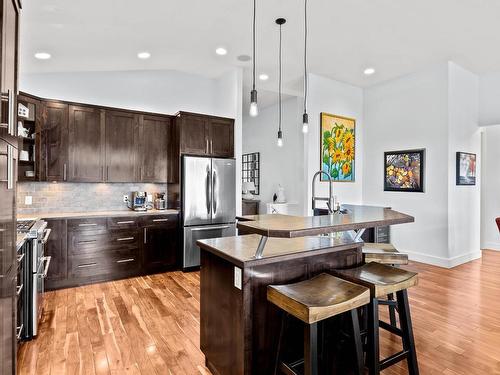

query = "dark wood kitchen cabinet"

[41,101,68,181]
[68,105,104,182]
[142,214,179,272]
[105,110,139,182]
[139,114,170,182]
[177,112,234,157]
[44,219,68,290]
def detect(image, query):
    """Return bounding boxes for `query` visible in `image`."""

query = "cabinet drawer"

[69,251,141,280]
[140,214,178,228]
[107,217,139,230]
[68,229,140,255]
[67,218,107,232]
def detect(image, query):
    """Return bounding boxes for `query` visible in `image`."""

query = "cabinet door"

[0,269,16,375]
[179,115,209,156]
[143,216,178,272]
[42,101,68,181]
[45,219,68,290]
[0,0,19,145]
[209,118,234,157]
[0,139,16,278]
[105,110,138,182]
[140,115,170,182]
[68,105,104,181]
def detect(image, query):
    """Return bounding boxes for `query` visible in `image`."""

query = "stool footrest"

[279,360,303,375]
[380,349,409,370]
[378,300,397,307]
[379,320,403,336]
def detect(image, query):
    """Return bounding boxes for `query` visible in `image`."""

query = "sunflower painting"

[320,113,355,182]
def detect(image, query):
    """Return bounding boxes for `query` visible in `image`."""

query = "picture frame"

[384,149,425,192]
[456,152,476,186]
[319,112,356,182]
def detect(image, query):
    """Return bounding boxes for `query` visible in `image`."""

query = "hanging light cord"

[252,0,256,91]
[279,22,282,132]
[303,0,308,114]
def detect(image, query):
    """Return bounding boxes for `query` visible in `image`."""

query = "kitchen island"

[196,205,414,375]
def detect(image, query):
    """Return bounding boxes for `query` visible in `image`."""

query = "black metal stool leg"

[304,322,319,375]
[350,309,364,375]
[396,290,419,375]
[387,293,397,327]
[367,298,380,375]
[274,312,288,375]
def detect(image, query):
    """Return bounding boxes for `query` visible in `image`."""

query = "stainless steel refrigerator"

[182,156,236,269]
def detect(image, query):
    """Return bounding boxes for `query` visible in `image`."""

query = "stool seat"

[336,262,418,299]
[267,273,370,324]
[363,243,409,265]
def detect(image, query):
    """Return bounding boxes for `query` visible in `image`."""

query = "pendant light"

[276,18,286,147]
[249,0,258,117]
[302,0,309,133]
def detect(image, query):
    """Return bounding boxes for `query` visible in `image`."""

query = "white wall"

[21,68,244,214]
[481,125,500,250]
[363,64,450,265]
[305,73,364,214]
[479,72,500,126]
[242,97,304,214]
[447,62,482,263]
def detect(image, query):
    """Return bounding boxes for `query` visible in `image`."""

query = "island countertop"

[236,204,414,238]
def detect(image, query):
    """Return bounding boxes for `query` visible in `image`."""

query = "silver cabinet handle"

[77,262,97,269]
[116,258,135,264]
[16,324,23,340]
[152,218,169,222]
[7,144,13,190]
[63,163,67,181]
[16,284,23,296]
[144,227,147,244]
[116,220,135,225]
[78,223,98,227]
[9,90,15,135]
[41,256,51,278]
[77,239,96,244]
[191,225,230,232]
[210,139,213,154]
[117,237,134,242]
[40,228,52,245]
[206,139,209,153]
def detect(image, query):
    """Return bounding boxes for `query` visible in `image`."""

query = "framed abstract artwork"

[320,113,355,182]
[384,149,425,192]
[456,152,476,185]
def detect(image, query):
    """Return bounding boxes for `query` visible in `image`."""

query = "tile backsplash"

[17,182,169,214]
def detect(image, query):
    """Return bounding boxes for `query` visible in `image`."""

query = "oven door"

[33,255,51,337]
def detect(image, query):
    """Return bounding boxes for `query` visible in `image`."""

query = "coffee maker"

[154,192,167,210]
[128,191,148,211]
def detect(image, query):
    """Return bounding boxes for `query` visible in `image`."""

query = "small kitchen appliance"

[154,192,167,210]
[128,191,148,211]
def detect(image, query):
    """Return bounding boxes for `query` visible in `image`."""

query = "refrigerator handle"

[212,169,217,215]
[206,167,211,215]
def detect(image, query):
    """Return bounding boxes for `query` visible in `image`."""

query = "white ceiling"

[21,0,500,90]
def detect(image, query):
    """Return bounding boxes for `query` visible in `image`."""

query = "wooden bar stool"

[363,243,409,327]
[335,263,419,375]
[267,273,370,375]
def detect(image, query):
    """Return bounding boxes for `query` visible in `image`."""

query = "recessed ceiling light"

[215,47,228,56]
[34,52,51,60]
[364,67,376,75]
[259,74,269,81]
[137,52,151,59]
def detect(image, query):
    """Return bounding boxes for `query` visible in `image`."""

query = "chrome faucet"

[312,170,335,214]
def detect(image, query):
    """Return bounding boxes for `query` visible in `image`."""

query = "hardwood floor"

[17,250,500,375]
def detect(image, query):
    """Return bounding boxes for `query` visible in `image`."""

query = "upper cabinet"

[41,101,69,182]
[105,110,139,182]
[140,114,170,183]
[177,112,234,158]
[68,105,104,182]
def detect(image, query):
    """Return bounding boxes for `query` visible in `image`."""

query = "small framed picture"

[456,152,476,186]
[384,149,425,192]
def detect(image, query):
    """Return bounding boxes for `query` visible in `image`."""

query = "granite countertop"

[16,233,27,251]
[17,208,180,221]
[197,234,363,267]
[236,205,414,238]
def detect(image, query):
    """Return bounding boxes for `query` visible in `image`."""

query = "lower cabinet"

[45,213,179,290]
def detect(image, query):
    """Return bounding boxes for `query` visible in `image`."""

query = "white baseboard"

[404,250,482,269]
[482,241,500,251]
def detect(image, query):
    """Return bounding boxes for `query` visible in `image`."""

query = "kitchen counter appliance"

[17,219,51,339]
[154,192,167,210]
[128,191,148,211]
[182,156,236,269]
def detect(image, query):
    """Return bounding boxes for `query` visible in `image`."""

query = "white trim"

[482,241,500,251]
[404,249,482,268]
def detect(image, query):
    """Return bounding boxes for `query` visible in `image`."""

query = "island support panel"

[200,244,363,375]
